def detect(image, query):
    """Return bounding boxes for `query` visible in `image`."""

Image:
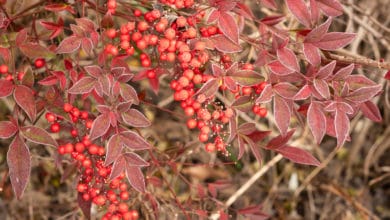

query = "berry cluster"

[158,0,195,9]
[46,104,139,220]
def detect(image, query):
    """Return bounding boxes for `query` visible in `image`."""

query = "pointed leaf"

[307,102,326,144]
[56,36,81,54]
[7,135,31,199]
[14,85,36,122]
[267,129,295,149]
[317,0,343,17]
[120,83,140,105]
[228,70,263,86]
[232,96,253,112]
[68,77,96,94]
[305,18,332,43]
[313,79,330,99]
[276,145,321,166]
[122,109,151,127]
[313,33,356,50]
[360,101,382,122]
[303,43,321,67]
[77,193,91,219]
[84,65,103,78]
[316,60,336,79]
[286,0,311,28]
[294,84,312,100]
[345,85,382,103]
[20,126,57,147]
[274,96,291,136]
[19,43,55,59]
[89,113,111,140]
[218,12,239,44]
[123,152,149,167]
[126,166,146,193]
[210,34,242,53]
[277,47,300,72]
[0,121,17,139]
[194,78,219,99]
[268,60,295,75]
[256,84,274,103]
[332,64,354,80]
[120,131,152,150]
[105,134,123,165]
[335,110,350,147]
[273,82,299,99]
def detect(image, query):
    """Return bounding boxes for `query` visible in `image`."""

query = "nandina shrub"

[0,0,387,219]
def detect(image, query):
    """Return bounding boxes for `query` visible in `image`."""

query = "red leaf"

[40,18,64,39]
[332,64,354,80]
[313,32,356,50]
[20,126,57,147]
[232,96,253,112]
[346,75,376,90]
[238,123,257,135]
[120,83,140,105]
[56,36,81,54]
[68,77,96,94]
[276,145,321,166]
[277,47,300,72]
[317,0,343,17]
[211,63,224,77]
[228,70,264,86]
[105,134,123,165]
[268,60,295,75]
[194,78,219,99]
[335,110,350,147]
[0,47,11,63]
[122,152,149,167]
[44,3,76,14]
[122,109,151,127]
[207,9,220,24]
[109,155,125,181]
[273,82,299,99]
[84,65,103,78]
[305,18,332,43]
[345,85,382,103]
[247,130,271,143]
[19,43,55,59]
[286,0,311,28]
[256,84,274,103]
[243,135,262,165]
[210,34,242,53]
[75,18,97,33]
[0,79,14,98]
[313,79,330,99]
[303,43,321,67]
[360,101,382,122]
[7,135,31,199]
[274,96,291,136]
[120,131,152,150]
[218,12,239,44]
[260,0,277,9]
[81,38,93,55]
[294,84,312,100]
[126,166,146,193]
[89,113,111,140]
[14,85,36,122]
[307,102,326,144]
[0,121,17,139]
[234,3,255,20]
[316,60,336,79]
[267,129,295,149]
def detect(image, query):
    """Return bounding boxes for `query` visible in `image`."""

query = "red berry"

[45,112,56,123]
[106,28,117,38]
[0,64,8,74]
[63,103,73,112]
[50,123,60,133]
[186,119,197,129]
[133,9,142,17]
[34,58,45,68]
[75,142,85,153]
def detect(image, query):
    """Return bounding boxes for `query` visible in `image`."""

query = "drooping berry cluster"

[46,104,139,220]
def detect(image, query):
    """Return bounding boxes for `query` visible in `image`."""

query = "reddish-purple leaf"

[122,152,149,167]
[126,166,146,193]
[335,110,350,147]
[310,0,320,24]
[276,145,321,166]
[98,75,111,96]
[305,18,332,43]
[21,67,34,88]
[307,102,326,144]
[20,126,57,147]
[234,3,255,20]
[89,113,111,140]
[14,85,36,122]
[286,0,311,28]
[218,12,239,44]
[313,79,330,99]
[360,101,382,122]
[56,36,81,54]
[228,70,264,86]
[7,135,31,199]
[81,38,93,55]
[238,123,257,135]
[345,85,382,103]
[385,70,390,80]
[247,130,271,143]
[303,43,321,67]
[122,109,151,127]
[317,0,343,17]
[294,84,312,100]
[44,3,76,14]
[210,34,242,53]
[267,129,295,149]
[316,60,336,79]
[105,134,123,166]
[313,33,356,50]
[243,135,262,165]
[75,18,97,32]
[273,82,299,99]
[211,63,225,77]
[109,155,125,181]
[207,9,220,23]
[277,47,300,72]
[77,193,91,219]
[0,121,17,139]
[19,43,55,59]
[84,65,103,78]
[120,83,140,105]
[68,77,96,94]
[195,78,219,99]
[274,96,291,136]
[232,96,253,112]
[268,60,295,75]
[256,84,274,103]
[40,18,64,39]
[0,79,14,98]
[120,131,152,150]
[0,47,11,63]
[332,64,354,80]
[346,75,376,90]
